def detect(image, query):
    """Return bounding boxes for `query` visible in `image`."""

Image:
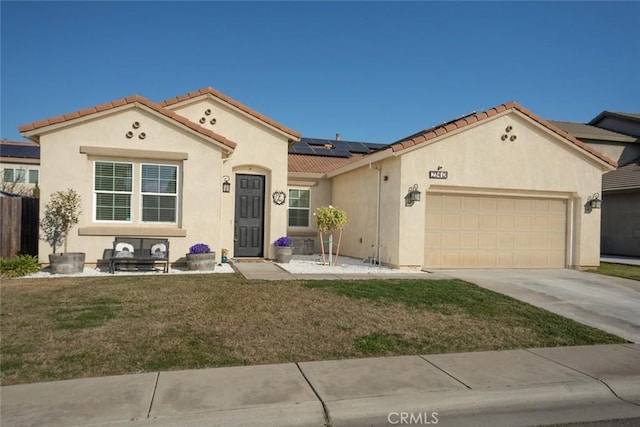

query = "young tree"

[314,205,348,266]
[40,189,82,254]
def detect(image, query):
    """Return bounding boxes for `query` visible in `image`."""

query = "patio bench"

[109,237,170,274]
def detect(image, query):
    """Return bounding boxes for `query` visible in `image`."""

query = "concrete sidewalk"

[2,344,639,427]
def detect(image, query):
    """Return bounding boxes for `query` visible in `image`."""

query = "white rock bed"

[276,255,426,275]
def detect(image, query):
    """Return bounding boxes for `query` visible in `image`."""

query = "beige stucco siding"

[37,107,225,265]
[399,113,605,268]
[330,157,403,264]
[330,111,607,270]
[166,99,291,259]
[286,177,332,253]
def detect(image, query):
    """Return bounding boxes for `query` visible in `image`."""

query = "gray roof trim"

[589,111,640,126]
[602,157,640,191]
[548,120,637,143]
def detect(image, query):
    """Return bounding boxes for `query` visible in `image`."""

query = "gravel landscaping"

[19,254,419,279]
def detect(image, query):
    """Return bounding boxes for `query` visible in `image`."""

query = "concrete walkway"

[230,260,296,280]
[436,269,640,344]
[601,255,640,266]
[232,260,443,281]
[2,344,639,426]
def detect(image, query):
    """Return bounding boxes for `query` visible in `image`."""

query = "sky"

[1,1,639,144]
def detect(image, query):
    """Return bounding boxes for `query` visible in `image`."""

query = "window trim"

[139,163,179,225]
[288,188,311,227]
[93,161,134,224]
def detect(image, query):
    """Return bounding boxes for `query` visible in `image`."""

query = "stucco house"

[551,112,640,257]
[19,88,616,270]
[19,88,300,264]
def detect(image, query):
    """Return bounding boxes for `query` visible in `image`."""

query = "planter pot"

[49,252,86,274]
[221,255,228,264]
[187,252,216,271]
[275,246,293,263]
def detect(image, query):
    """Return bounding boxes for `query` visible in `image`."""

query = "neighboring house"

[19,89,615,269]
[0,140,40,197]
[551,112,640,257]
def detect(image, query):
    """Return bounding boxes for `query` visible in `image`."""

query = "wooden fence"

[0,197,39,258]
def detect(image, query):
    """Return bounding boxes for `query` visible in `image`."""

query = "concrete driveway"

[436,269,640,343]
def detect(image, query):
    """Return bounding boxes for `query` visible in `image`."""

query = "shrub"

[0,255,41,278]
[314,205,348,233]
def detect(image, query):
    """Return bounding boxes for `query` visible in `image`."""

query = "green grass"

[0,274,625,385]
[589,262,640,281]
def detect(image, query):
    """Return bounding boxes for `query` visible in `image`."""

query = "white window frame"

[288,188,311,227]
[140,163,179,224]
[93,161,133,223]
[3,168,26,183]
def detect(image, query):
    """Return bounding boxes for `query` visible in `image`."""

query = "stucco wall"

[331,111,609,269]
[286,177,332,253]
[37,107,226,266]
[166,98,291,260]
[601,191,640,257]
[330,157,402,264]
[399,112,607,268]
[583,141,640,167]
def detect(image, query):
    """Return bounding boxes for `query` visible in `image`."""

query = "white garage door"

[424,194,567,268]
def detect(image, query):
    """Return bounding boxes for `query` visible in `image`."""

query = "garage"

[424,193,567,268]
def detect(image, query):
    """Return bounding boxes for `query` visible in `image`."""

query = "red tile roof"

[391,101,617,168]
[19,95,237,150]
[160,87,301,140]
[288,153,368,174]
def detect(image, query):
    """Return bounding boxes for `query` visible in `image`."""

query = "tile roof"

[1,140,40,159]
[288,153,369,174]
[19,95,237,150]
[160,87,301,140]
[603,157,640,191]
[390,101,617,168]
[548,121,637,143]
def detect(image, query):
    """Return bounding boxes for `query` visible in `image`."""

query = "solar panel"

[290,138,386,158]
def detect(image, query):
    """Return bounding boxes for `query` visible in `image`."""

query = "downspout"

[369,163,382,265]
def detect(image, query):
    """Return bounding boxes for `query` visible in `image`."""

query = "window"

[94,161,132,221]
[2,168,25,183]
[29,170,39,184]
[141,164,177,223]
[288,188,310,227]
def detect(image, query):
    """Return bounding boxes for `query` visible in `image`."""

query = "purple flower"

[189,243,211,254]
[274,236,292,247]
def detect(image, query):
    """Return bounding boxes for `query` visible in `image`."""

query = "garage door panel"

[425,194,566,269]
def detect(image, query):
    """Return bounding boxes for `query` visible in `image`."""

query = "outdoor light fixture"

[222,175,231,193]
[588,193,602,210]
[405,184,421,207]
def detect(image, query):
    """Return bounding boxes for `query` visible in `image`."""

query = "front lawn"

[589,262,640,281]
[0,274,625,385]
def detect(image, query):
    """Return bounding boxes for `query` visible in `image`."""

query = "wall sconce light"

[585,193,602,213]
[222,175,231,193]
[405,184,421,207]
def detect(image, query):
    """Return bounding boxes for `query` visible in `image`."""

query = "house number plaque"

[429,170,448,179]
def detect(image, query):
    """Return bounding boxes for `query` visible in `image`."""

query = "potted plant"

[186,243,216,271]
[221,248,229,264]
[315,205,348,266]
[274,236,294,263]
[40,188,85,274]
